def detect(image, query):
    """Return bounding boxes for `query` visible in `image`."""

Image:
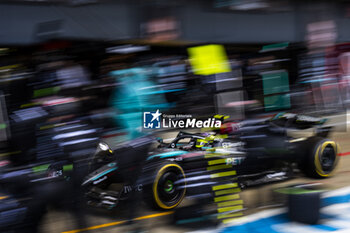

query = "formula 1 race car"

[156,113,339,179]
[82,113,340,211]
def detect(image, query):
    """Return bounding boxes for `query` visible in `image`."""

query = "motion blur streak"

[61,220,126,233]
[1,0,350,233]
[61,211,174,233]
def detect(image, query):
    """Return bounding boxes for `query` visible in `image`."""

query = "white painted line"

[272,222,330,233]
[322,185,350,198]
[323,219,350,229]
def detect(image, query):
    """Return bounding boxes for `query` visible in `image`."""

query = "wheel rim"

[320,145,336,172]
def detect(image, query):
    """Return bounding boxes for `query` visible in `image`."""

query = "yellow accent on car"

[211,170,236,178]
[208,159,227,165]
[0,151,21,157]
[212,183,238,191]
[214,194,240,202]
[215,188,241,196]
[217,205,243,213]
[207,164,232,171]
[205,152,229,158]
[217,200,244,208]
[222,216,245,224]
[217,212,243,219]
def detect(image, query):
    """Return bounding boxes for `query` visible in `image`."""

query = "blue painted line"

[219,190,350,233]
[320,213,336,219]
[221,214,288,233]
[322,194,350,207]
[220,212,342,233]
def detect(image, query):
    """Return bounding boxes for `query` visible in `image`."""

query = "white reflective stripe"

[333,230,350,233]
[59,137,98,147]
[53,129,97,140]
[104,196,117,201]
[54,124,86,132]
[323,220,350,229]
[322,186,350,198]
[272,223,330,233]
[177,175,211,183]
[321,203,350,220]
[322,203,350,213]
[101,200,115,205]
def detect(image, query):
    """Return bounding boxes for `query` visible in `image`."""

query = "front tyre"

[147,162,186,210]
[303,137,340,178]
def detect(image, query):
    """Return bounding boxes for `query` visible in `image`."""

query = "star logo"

[143,110,162,129]
[150,109,162,122]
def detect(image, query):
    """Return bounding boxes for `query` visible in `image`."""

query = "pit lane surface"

[39,119,350,233]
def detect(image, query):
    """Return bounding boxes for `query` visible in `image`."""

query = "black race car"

[81,113,340,211]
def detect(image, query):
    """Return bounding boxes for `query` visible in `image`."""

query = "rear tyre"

[303,137,339,178]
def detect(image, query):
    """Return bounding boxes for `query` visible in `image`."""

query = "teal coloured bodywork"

[147,150,189,161]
